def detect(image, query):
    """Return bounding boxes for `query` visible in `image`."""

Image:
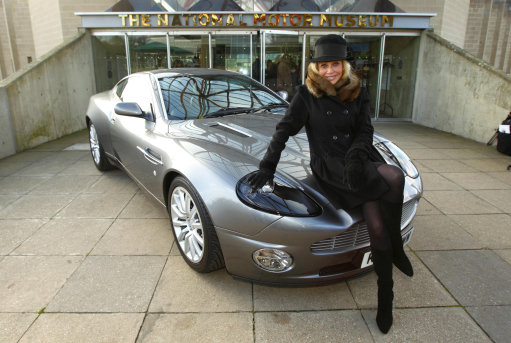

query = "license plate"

[402,227,414,246]
[361,251,373,268]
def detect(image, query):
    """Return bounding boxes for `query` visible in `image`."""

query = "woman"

[248,34,413,334]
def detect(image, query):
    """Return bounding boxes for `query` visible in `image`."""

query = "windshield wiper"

[202,107,254,118]
[250,103,288,113]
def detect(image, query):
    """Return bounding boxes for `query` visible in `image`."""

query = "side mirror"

[114,102,144,117]
[277,91,288,101]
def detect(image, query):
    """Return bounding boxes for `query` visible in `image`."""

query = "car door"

[110,74,166,199]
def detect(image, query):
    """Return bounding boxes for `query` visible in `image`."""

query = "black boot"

[380,199,414,277]
[372,249,394,334]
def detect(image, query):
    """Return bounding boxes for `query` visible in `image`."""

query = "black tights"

[362,164,405,251]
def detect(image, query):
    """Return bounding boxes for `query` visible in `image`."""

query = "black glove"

[247,169,274,190]
[344,157,365,192]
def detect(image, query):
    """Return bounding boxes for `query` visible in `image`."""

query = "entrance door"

[262,30,303,100]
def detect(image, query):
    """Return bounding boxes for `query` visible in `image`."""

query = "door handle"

[137,146,163,165]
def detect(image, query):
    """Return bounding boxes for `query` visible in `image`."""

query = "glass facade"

[91,31,420,120]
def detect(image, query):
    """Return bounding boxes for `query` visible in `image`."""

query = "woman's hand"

[247,169,274,190]
[344,157,365,192]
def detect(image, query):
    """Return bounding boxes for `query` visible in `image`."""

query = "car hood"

[167,110,387,185]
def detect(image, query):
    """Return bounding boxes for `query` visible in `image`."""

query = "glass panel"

[306,35,381,118]
[158,74,286,120]
[264,32,302,100]
[380,36,420,119]
[346,36,381,118]
[129,35,168,73]
[212,34,251,77]
[252,33,262,83]
[169,35,209,68]
[91,35,128,92]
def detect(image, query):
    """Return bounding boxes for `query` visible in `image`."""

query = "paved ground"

[1,122,510,343]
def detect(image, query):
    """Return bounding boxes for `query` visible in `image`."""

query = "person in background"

[248,34,413,334]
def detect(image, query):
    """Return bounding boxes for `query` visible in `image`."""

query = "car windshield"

[158,74,287,120]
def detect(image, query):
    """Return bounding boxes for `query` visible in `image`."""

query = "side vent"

[208,123,252,138]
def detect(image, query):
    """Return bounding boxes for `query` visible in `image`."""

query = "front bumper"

[216,220,415,286]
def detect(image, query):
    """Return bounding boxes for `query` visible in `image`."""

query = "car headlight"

[253,248,293,272]
[375,141,419,179]
[236,172,322,217]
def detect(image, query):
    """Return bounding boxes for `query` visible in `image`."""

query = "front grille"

[310,199,418,253]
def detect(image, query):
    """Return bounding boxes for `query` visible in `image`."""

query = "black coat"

[260,85,389,208]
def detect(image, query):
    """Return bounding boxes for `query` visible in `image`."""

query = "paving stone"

[0,256,83,312]
[409,215,483,250]
[411,160,434,173]
[361,307,491,342]
[56,192,133,218]
[253,281,356,311]
[402,149,451,160]
[466,306,511,343]
[415,198,441,215]
[424,190,501,214]
[84,171,139,194]
[92,219,172,255]
[1,151,54,164]
[0,313,38,343]
[15,160,70,176]
[119,192,168,219]
[18,313,144,343]
[0,176,49,194]
[418,250,511,306]
[348,253,457,309]
[45,256,165,312]
[149,256,252,313]
[495,249,511,264]
[420,173,462,190]
[58,160,103,176]
[0,161,32,177]
[0,195,20,211]
[487,171,511,186]
[13,218,112,256]
[30,175,100,194]
[0,194,75,219]
[437,148,489,160]
[461,159,511,172]
[137,313,253,343]
[416,159,477,173]
[0,219,47,255]
[471,190,511,213]
[449,214,511,249]
[441,172,510,190]
[255,311,372,343]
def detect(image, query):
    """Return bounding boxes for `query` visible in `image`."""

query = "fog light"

[252,248,293,272]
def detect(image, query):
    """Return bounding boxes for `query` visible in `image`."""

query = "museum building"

[77,0,436,120]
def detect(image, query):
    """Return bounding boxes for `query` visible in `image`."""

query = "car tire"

[168,176,225,273]
[88,122,115,171]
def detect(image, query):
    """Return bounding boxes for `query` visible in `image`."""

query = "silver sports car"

[86,68,422,285]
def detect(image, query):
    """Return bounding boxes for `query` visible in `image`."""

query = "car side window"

[115,79,128,98]
[119,75,154,114]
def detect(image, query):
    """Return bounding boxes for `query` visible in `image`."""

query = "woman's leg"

[363,200,393,334]
[377,164,413,277]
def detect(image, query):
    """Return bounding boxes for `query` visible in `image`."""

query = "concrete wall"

[0,32,95,158]
[413,31,511,143]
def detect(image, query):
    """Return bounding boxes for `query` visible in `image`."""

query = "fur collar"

[305,63,360,102]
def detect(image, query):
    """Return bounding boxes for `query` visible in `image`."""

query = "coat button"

[326,110,332,116]
[343,109,349,115]
[332,135,338,140]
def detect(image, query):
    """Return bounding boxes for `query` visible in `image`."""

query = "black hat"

[309,34,347,62]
